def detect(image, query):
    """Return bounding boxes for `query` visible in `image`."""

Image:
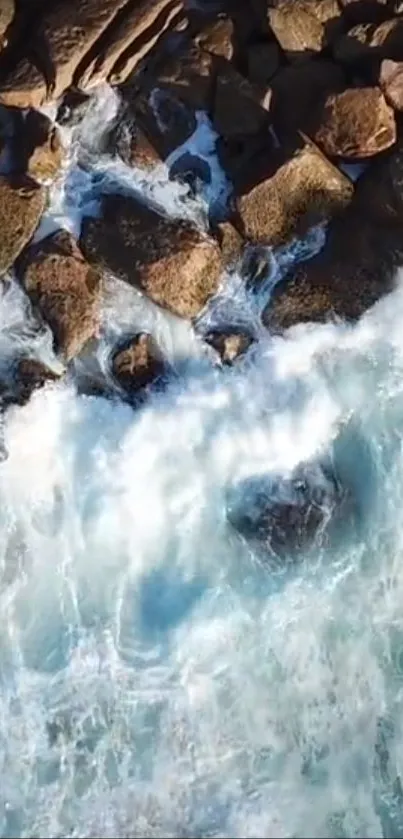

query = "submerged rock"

[12,357,61,405]
[0,175,46,274]
[19,230,101,362]
[112,333,166,396]
[80,193,222,320]
[204,328,254,365]
[227,464,351,560]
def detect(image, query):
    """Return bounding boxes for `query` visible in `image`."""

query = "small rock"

[214,221,243,267]
[17,110,64,182]
[212,61,270,138]
[235,136,353,248]
[128,87,197,159]
[194,16,235,61]
[19,230,101,362]
[106,110,162,168]
[0,175,46,274]
[13,357,61,405]
[204,328,254,364]
[111,333,165,395]
[380,58,403,109]
[312,87,396,159]
[247,40,281,86]
[226,464,348,559]
[80,193,222,320]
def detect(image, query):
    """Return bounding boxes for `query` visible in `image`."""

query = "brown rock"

[235,136,353,248]
[79,0,185,88]
[106,111,162,168]
[380,58,403,109]
[262,138,403,331]
[270,59,346,138]
[0,0,130,108]
[247,40,281,85]
[0,0,14,47]
[339,0,392,23]
[16,110,64,182]
[19,230,101,361]
[267,0,338,60]
[205,328,254,364]
[152,42,216,112]
[312,87,396,159]
[212,61,270,138]
[0,175,46,274]
[194,16,235,61]
[13,357,61,405]
[111,333,165,395]
[214,221,243,267]
[80,194,223,320]
[126,87,196,160]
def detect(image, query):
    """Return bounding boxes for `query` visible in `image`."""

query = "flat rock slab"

[19,230,101,362]
[235,136,353,248]
[80,193,223,320]
[0,174,46,274]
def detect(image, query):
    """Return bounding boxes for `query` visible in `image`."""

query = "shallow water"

[0,85,403,838]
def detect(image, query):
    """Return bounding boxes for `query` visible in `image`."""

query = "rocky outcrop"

[204,328,254,365]
[80,193,222,320]
[234,136,353,248]
[16,110,64,182]
[312,87,396,159]
[226,464,350,559]
[262,138,403,332]
[0,175,46,274]
[111,332,165,395]
[19,230,101,361]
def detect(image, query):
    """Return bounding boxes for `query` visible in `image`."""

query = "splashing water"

[1,85,403,838]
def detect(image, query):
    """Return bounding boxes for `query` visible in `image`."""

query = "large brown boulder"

[78,0,185,88]
[379,58,403,110]
[111,333,166,396]
[267,0,340,60]
[235,136,353,249]
[312,87,396,159]
[16,110,64,182]
[0,175,46,274]
[80,194,223,320]
[262,138,403,331]
[19,230,101,361]
[0,0,130,108]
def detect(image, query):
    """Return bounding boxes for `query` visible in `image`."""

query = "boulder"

[194,16,236,61]
[0,0,131,108]
[19,230,101,362]
[126,87,197,159]
[204,328,254,364]
[212,61,270,138]
[0,175,46,274]
[226,464,349,559]
[262,140,403,332]
[267,0,340,60]
[214,221,243,267]
[80,193,223,320]
[312,87,396,159]
[247,40,281,86]
[235,136,353,248]
[151,41,216,112]
[379,58,403,109]
[270,59,346,138]
[111,332,165,395]
[0,0,14,48]
[106,110,162,168]
[16,110,64,182]
[78,0,185,88]
[12,358,61,405]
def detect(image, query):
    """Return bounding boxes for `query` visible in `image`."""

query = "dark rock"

[270,59,346,139]
[339,0,393,24]
[80,193,222,320]
[16,110,64,182]
[213,220,243,267]
[13,357,61,405]
[111,332,165,395]
[312,86,396,159]
[226,464,349,560]
[106,109,162,168]
[235,135,353,248]
[152,41,216,112]
[169,152,211,193]
[379,58,403,109]
[247,40,281,85]
[334,17,403,66]
[204,328,254,364]
[0,175,46,274]
[125,86,197,159]
[19,230,101,362]
[212,60,270,138]
[0,0,14,48]
[56,88,92,127]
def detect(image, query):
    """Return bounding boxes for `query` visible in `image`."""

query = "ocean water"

[0,85,403,838]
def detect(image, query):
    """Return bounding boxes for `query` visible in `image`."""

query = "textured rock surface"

[112,333,166,395]
[204,329,254,365]
[17,110,64,182]
[19,230,101,361]
[0,175,46,274]
[80,193,223,320]
[312,87,396,159]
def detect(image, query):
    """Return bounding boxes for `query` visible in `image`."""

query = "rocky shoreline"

[0,0,401,407]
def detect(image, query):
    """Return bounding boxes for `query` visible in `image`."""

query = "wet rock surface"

[111,332,166,396]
